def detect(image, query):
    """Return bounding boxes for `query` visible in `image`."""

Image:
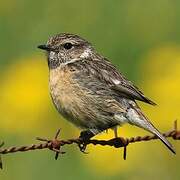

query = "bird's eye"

[63,43,73,50]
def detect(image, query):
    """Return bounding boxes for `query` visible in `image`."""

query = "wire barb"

[0,142,4,169]
[36,129,65,160]
[0,120,179,169]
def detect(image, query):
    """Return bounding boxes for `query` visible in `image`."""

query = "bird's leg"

[78,124,118,152]
[113,126,118,138]
[78,130,94,153]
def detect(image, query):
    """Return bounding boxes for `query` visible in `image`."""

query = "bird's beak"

[38,44,52,51]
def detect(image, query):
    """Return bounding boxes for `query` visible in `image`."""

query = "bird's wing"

[72,57,156,105]
[92,58,156,105]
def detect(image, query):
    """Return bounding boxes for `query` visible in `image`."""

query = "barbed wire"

[0,120,179,169]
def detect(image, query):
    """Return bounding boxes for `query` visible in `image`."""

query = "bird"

[38,33,175,154]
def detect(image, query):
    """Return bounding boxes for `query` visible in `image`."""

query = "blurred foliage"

[0,0,179,180]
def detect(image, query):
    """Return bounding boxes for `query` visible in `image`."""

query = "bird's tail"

[143,121,176,154]
[125,106,176,154]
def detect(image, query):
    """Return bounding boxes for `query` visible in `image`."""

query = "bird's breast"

[49,66,86,126]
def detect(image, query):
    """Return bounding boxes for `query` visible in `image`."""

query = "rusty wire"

[0,120,179,169]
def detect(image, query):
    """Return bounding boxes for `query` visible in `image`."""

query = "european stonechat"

[38,33,175,154]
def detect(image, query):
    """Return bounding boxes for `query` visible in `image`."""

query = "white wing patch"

[112,79,121,85]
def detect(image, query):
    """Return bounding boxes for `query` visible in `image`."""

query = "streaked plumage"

[38,33,175,154]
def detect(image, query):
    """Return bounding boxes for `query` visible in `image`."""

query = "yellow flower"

[140,45,180,128]
[0,56,49,133]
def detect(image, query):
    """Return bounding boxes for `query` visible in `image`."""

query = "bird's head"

[38,33,93,69]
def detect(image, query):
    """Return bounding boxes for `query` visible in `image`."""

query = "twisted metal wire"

[0,121,179,169]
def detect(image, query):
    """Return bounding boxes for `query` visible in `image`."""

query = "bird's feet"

[78,130,94,153]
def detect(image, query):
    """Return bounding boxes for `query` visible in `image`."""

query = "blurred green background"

[0,0,179,179]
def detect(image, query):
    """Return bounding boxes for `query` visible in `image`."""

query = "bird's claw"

[78,142,88,154]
